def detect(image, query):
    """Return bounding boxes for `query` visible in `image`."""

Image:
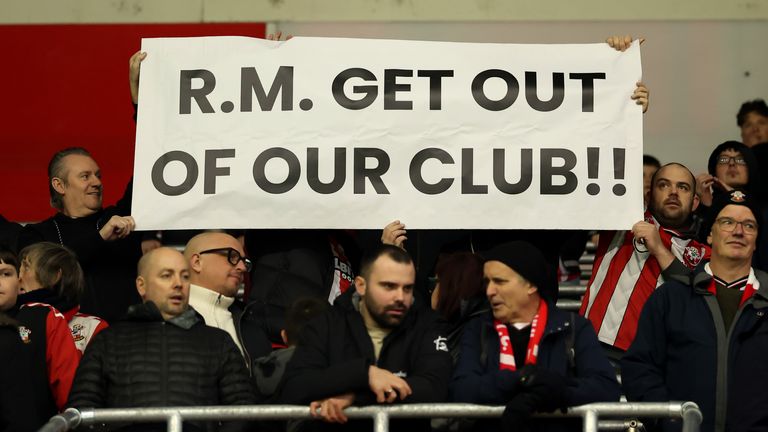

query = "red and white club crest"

[730,190,747,203]
[18,326,32,344]
[683,246,705,267]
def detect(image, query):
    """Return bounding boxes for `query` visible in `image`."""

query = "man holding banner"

[580,163,711,355]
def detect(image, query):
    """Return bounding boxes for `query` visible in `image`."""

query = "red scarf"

[495,300,548,371]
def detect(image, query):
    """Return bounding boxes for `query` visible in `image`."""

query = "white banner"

[133,36,643,230]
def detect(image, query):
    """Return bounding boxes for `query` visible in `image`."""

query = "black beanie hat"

[704,189,762,237]
[482,241,555,302]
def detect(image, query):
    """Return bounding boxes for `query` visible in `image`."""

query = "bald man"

[68,247,256,428]
[184,233,272,369]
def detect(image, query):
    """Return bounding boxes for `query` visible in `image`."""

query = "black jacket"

[622,267,768,432]
[279,289,452,406]
[0,312,59,432]
[17,180,142,322]
[67,302,256,431]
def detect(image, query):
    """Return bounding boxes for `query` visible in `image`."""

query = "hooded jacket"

[621,266,768,432]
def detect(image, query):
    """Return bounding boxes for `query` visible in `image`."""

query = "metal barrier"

[40,401,701,432]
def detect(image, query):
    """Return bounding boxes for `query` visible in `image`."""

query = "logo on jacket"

[18,326,32,344]
[71,323,85,342]
[729,190,747,203]
[433,336,449,352]
[683,246,705,267]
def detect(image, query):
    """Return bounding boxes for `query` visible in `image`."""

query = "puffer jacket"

[67,302,256,431]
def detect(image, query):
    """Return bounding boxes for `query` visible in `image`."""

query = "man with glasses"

[622,190,768,432]
[695,141,762,237]
[184,232,272,367]
[580,163,711,358]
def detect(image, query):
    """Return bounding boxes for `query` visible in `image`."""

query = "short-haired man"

[452,241,620,431]
[622,190,768,432]
[279,244,452,428]
[184,232,272,366]
[18,147,142,322]
[67,247,255,431]
[737,99,768,148]
[580,163,711,353]
[737,99,768,201]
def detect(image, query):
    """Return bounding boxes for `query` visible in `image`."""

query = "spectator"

[451,241,619,432]
[580,163,711,355]
[17,147,142,322]
[431,251,488,364]
[0,246,80,425]
[279,244,451,430]
[17,242,108,352]
[737,99,768,148]
[622,190,767,432]
[67,247,256,432]
[245,228,361,345]
[184,232,273,365]
[0,312,57,431]
[253,297,329,401]
[694,141,762,239]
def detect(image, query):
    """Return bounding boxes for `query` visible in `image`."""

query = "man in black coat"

[67,247,256,432]
[17,148,142,322]
[280,244,452,429]
[622,190,768,432]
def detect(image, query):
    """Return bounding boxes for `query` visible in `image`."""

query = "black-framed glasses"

[717,156,747,166]
[715,217,758,234]
[199,248,253,271]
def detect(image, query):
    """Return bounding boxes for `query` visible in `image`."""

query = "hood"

[707,141,762,195]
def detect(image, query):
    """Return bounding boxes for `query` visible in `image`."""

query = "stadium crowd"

[1,34,767,432]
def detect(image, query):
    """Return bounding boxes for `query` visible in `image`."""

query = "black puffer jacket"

[67,302,256,431]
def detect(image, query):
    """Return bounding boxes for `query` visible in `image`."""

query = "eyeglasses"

[198,248,253,272]
[715,217,758,234]
[717,156,747,166]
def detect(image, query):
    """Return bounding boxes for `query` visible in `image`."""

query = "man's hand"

[632,82,649,113]
[606,37,649,113]
[368,365,412,403]
[266,31,293,41]
[141,239,162,255]
[632,221,674,269]
[129,51,147,104]
[99,216,136,241]
[696,174,733,207]
[606,35,645,52]
[696,173,715,207]
[381,220,407,249]
[310,393,355,423]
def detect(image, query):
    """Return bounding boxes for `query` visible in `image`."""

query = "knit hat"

[482,241,555,302]
[704,189,762,237]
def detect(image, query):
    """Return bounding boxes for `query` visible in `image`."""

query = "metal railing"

[40,401,702,432]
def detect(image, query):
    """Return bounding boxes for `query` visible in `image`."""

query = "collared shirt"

[188,284,243,356]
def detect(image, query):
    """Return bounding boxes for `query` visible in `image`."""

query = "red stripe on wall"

[0,23,266,222]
